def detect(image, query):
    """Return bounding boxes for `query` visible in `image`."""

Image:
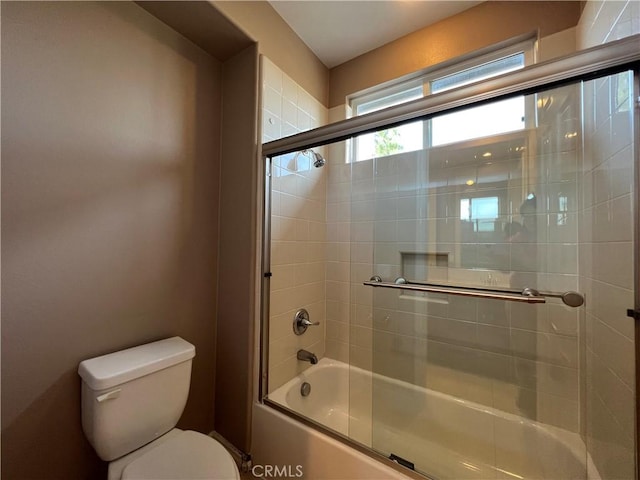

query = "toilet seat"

[120,430,240,480]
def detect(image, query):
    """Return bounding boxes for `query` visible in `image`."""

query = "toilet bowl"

[78,337,240,480]
[109,429,239,480]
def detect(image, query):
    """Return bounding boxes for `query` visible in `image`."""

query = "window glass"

[431,53,525,146]
[431,97,524,146]
[354,86,423,161]
[355,85,423,115]
[431,53,524,93]
[349,45,530,162]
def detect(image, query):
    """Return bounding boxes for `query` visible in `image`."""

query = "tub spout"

[297,349,318,365]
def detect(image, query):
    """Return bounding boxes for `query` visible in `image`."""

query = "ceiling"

[269,1,482,68]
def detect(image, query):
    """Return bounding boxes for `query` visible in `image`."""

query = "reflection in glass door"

[360,70,635,479]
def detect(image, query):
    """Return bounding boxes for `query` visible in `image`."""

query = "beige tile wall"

[577,1,638,478]
[262,57,329,392]
[325,106,354,363]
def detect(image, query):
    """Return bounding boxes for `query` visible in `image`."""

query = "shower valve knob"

[293,308,319,335]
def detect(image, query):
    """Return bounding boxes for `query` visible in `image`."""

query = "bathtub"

[265,358,598,480]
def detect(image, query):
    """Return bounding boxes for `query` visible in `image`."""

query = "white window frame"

[348,38,536,162]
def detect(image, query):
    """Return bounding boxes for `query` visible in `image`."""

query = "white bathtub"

[266,358,598,480]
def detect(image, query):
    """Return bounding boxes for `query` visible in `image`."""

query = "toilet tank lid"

[78,337,195,390]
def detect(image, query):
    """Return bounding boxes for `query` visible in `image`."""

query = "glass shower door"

[362,71,635,479]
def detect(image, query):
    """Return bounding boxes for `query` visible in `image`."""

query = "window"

[349,40,533,162]
[430,53,525,146]
[352,83,424,161]
[461,196,500,232]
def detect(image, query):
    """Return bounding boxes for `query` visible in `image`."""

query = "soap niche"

[401,251,450,283]
[400,252,450,303]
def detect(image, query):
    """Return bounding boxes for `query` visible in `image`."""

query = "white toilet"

[78,336,240,480]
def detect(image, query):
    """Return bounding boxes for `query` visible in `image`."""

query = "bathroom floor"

[240,470,258,480]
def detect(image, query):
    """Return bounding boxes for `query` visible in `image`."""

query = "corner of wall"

[210,0,330,107]
[215,42,260,453]
[539,27,578,62]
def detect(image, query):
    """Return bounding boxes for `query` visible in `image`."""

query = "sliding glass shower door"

[361,71,635,479]
[262,39,639,480]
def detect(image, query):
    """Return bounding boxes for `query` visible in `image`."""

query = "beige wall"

[212,0,330,107]
[214,43,260,453]
[329,1,581,107]
[1,2,224,478]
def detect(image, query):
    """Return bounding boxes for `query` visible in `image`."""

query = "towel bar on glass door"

[363,277,584,307]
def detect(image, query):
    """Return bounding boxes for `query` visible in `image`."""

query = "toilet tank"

[78,337,196,461]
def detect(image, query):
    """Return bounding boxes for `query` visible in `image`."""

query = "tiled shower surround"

[580,70,635,480]
[577,1,638,477]
[262,57,329,392]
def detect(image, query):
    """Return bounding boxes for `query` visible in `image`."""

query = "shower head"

[310,150,326,168]
[294,149,326,169]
